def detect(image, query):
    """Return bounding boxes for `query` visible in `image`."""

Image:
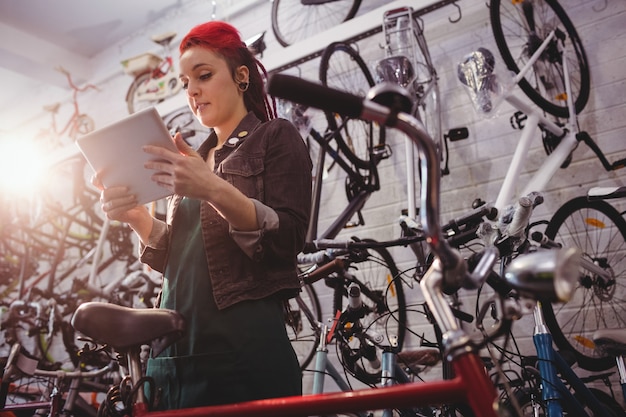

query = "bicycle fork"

[312,322,370,417]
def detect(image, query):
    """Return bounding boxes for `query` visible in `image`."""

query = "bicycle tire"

[542,196,626,371]
[319,42,386,171]
[333,242,406,385]
[285,282,322,371]
[126,72,153,114]
[490,0,590,117]
[271,0,361,47]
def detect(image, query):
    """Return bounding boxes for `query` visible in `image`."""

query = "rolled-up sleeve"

[248,120,312,264]
[139,219,169,272]
[229,199,279,260]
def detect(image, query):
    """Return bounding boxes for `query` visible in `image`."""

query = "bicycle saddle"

[151,31,177,47]
[71,301,185,357]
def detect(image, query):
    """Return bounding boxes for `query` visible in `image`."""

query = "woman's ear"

[236,65,250,84]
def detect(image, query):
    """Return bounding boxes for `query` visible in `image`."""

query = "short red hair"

[179,21,275,122]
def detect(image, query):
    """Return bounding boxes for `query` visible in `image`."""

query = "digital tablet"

[76,107,178,205]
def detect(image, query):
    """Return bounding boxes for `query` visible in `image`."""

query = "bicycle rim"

[126,72,153,114]
[271,0,361,47]
[490,0,590,117]
[286,282,322,370]
[319,42,386,170]
[542,196,626,371]
[334,243,406,385]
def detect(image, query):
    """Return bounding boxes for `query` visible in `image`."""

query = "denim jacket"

[139,112,312,309]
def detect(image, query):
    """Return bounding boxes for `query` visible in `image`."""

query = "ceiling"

[0,0,200,132]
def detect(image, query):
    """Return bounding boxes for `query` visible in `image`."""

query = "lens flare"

[0,139,46,195]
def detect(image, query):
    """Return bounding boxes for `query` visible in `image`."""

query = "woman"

[96,21,312,409]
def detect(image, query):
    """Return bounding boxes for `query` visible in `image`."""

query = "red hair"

[179,21,276,122]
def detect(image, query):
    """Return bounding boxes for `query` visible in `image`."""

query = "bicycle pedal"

[373,144,392,160]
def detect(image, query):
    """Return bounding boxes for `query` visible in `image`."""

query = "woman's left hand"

[143,132,216,200]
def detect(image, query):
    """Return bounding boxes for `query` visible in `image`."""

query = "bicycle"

[535,195,626,372]
[276,42,400,372]
[478,248,626,416]
[457,14,626,371]
[122,32,183,115]
[0,341,118,417]
[36,66,98,149]
[373,6,455,178]
[160,105,212,150]
[271,0,362,47]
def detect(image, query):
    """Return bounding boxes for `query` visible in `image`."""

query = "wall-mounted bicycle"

[122,32,183,114]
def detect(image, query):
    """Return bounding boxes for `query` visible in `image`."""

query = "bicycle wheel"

[319,42,386,171]
[332,242,406,385]
[126,72,153,114]
[285,282,322,370]
[162,107,211,149]
[542,196,626,371]
[271,0,361,47]
[490,0,590,117]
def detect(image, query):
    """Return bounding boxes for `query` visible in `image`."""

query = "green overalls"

[146,197,302,410]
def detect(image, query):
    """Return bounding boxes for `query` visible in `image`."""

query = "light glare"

[0,140,46,195]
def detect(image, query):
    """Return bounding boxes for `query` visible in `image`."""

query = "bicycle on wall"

[35,66,98,150]
[454,0,626,372]
[271,0,363,47]
[122,32,183,115]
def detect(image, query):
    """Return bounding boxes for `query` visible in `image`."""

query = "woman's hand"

[143,132,216,200]
[91,174,150,225]
[144,132,258,231]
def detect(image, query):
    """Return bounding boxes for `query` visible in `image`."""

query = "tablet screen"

[76,107,178,205]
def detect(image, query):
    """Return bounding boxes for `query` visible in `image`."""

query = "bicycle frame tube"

[306,127,377,242]
[132,352,495,417]
[493,29,583,211]
[494,94,578,211]
[533,304,612,417]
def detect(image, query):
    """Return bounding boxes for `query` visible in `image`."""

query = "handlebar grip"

[299,258,346,285]
[267,73,363,118]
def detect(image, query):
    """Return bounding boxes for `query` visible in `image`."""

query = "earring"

[238,81,249,92]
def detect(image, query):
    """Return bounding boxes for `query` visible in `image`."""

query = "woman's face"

[179,46,248,132]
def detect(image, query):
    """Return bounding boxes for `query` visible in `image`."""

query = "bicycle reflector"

[504,247,580,302]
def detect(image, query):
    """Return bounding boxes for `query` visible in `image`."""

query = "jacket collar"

[198,112,262,160]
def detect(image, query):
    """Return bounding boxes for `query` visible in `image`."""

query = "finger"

[91,172,104,190]
[101,186,132,205]
[102,193,137,212]
[173,132,198,157]
[145,159,174,174]
[143,144,179,160]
